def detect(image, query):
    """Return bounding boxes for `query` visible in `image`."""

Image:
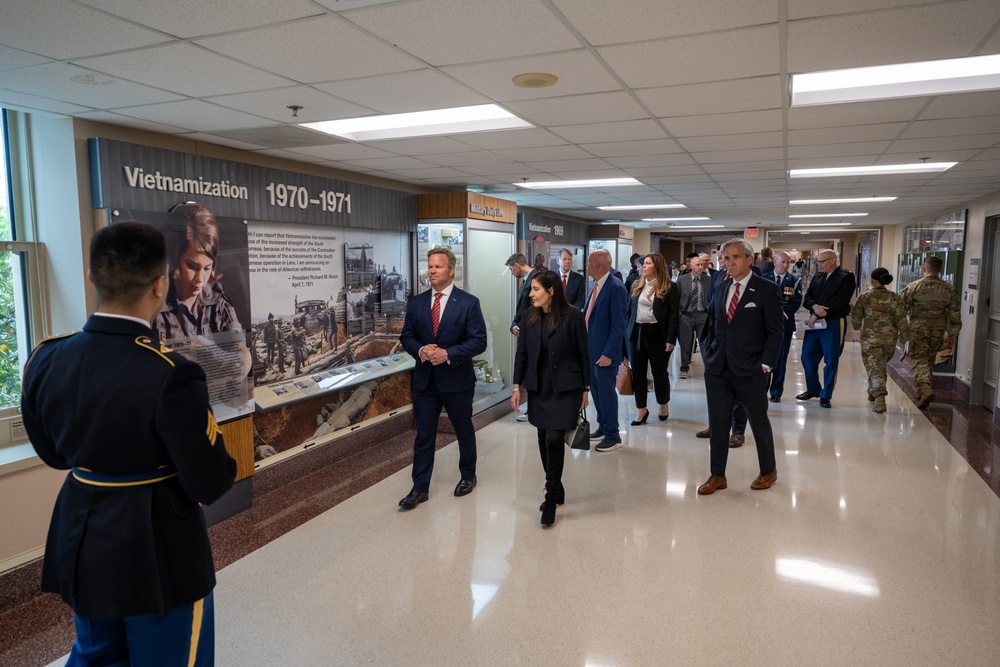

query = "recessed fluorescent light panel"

[791,53,1000,106]
[789,213,868,218]
[790,197,896,205]
[788,222,853,227]
[516,178,641,189]
[642,217,710,222]
[597,204,686,210]
[301,104,532,142]
[790,163,956,178]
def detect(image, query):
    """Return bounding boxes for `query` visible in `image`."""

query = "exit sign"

[745,228,759,238]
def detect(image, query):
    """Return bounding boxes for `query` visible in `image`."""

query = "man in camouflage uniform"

[900,256,962,409]
[851,268,907,413]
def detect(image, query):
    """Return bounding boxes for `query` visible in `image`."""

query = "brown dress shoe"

[698,475,728,495]
[751,470,777,490]
[696,427,711,438]
[728,434,745,448]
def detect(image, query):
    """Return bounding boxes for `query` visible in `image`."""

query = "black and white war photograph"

[247,221,410,386]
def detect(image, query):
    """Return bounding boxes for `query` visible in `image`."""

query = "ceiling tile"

[77,110,189,134]
[316,69,487,114]
[598,25,780,88]
[77,43,291,97]
[113,100,274,132]
[506,91,649,126]
[0,0,169,59]
[345,0,582,66]
[362,136,485,156]
[340,156,443,171]
[454,128,568,151]
[0,46,51,72]
[494,145,592,162]
[550,120,669,144]
[281,144,402,161]
[441,50,622,102]
[458,164,544,177]
[524,158,618,173]
[787,98,925,129]
[195,15,423,84]
[416,151,514,168]
[789,0,976,20]
[637,76,783,118]
[788,123,907,145]
[887,135,1000,153]
[580,139,685,158]
[787,0,1000,72]
[679,131,783,153]
[702,160,785,174]
[787,141,890,158]
[919,91,1000,119]
[79,0,325,38]
[693,147,785,163]
[206,86,374,123]
[902,116,1000,139]
[250,149,332,164]
[663,109,783,137]
[605,154,697,169]
[0,89,91,116]
[0,62,184,108]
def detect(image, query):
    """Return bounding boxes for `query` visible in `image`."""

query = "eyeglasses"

[818,257,835,264]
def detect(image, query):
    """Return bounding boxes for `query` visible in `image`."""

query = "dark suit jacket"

[702,273,785,377]
[804,267,856,319]
[513,307,590,394]
[707,269,729,309]
[677,271,711,315]
[626,282,680,344]
[400,285,488,393]
[21,315,236,617]
[511,268,536,331]
[586,273,628,364]
[763,271,803,333]
[562,271,586,310]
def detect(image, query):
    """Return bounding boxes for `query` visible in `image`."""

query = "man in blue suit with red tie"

[584,249,628,452]
[698,239,784,495]
[398,247,487,510]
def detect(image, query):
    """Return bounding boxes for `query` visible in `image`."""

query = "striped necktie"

[431,292,442,336]
[727,282,740,322]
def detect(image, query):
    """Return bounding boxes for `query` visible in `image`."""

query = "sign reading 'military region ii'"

[89,138,416,231]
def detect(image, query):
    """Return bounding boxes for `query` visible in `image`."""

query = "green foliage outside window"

[0,206,19,408]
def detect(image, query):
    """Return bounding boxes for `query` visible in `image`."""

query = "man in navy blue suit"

[763,251,802,402]
[698,239,784,495]
[399,247,487,510]
[797,249,856,408]
[584,249,628,452]
[558,248,586,310]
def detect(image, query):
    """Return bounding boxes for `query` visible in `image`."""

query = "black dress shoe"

[769,395,780,403]
[454,477,477,497]
[819,398,831,408]
[796,391,818,401]
[540,501,556,527]
[631,409,649,426]
[398,490,428,510]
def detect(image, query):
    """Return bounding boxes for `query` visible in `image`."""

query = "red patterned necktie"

[727,282,740,322]
[431,292,442,336]
[562,273,568,291]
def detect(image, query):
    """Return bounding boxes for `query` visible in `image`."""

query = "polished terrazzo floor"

[36,340,1000,666]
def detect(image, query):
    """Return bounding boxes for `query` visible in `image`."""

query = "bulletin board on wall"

[89,138,420,462]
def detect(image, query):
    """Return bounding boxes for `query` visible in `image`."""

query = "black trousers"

[706,368,775,477]
[536,428,565,498]
[628,324,671,408]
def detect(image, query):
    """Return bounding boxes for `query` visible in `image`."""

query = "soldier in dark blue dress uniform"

[21,222,236,666]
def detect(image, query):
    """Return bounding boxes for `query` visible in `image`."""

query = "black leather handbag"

[567,410,590,450]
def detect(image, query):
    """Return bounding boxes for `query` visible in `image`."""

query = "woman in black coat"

[511,270,590,527]
[626,252,680,423]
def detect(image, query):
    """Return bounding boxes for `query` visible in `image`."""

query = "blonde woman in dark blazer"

[511,270,590,527]
[625,253,680,424]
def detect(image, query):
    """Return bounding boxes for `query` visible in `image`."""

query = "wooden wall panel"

[220,417,255,481]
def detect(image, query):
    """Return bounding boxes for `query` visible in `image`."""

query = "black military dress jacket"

[21,315,236,617]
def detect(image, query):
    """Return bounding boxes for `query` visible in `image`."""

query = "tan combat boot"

[916,384,935,409]
[867,391,875,402]
[873,396,886,413]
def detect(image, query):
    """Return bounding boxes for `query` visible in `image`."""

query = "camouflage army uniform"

[900,275,962,390]
[851,285,907,400]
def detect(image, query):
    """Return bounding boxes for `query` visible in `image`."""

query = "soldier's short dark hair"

[924,256,944,274]
[505,252,527,268]
[90,222,167,306]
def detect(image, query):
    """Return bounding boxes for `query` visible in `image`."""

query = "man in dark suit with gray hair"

[698,238,784,496]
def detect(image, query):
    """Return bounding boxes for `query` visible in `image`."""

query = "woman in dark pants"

[511,270,590,527]
[626,252,679,423]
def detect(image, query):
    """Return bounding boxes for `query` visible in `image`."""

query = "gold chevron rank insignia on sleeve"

[206,411,221,446]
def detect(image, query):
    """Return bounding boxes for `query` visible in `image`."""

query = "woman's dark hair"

[169,203,222,281]
[526,269,570,332]
[629,253,641,268]
[871,267,893,285]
